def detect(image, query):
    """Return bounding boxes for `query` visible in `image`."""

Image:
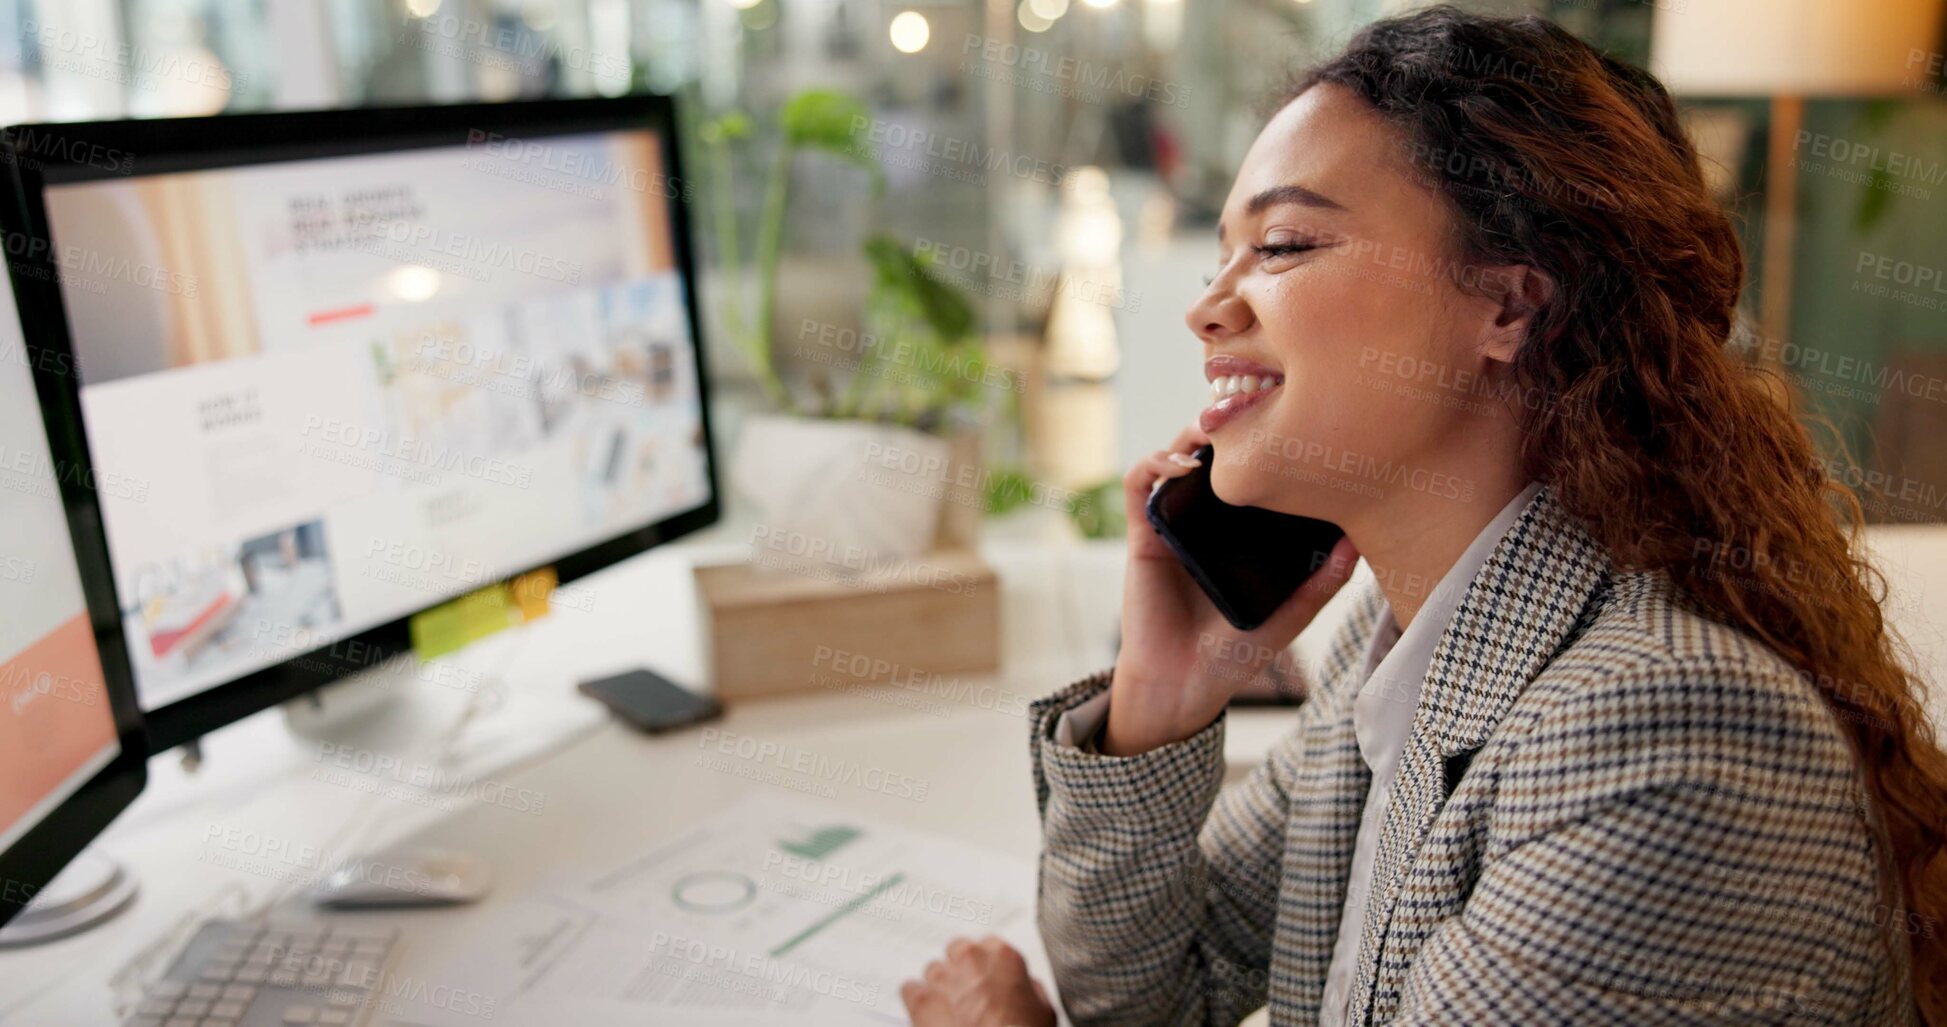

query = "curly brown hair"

[1293,6,1947,1020]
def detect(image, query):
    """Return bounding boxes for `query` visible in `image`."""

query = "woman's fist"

[900,935,1057,1027]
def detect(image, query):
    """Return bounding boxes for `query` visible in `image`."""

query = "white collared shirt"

[1317,480,1538,1025]
[1052,481,1541,1025]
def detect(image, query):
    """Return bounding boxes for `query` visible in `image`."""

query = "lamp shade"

[1650,0,1944,96]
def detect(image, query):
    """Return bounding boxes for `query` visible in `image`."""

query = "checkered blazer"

[1029,487,1917,1025]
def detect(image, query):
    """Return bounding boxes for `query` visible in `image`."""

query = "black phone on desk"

[1144,443,1346,631]
[578,668,723,733]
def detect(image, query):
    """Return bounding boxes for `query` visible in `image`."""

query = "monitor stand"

[274,649,500,911]
[0,851,138,948]
[280,657,410,740]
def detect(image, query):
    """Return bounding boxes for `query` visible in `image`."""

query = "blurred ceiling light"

[1058,168,1122,266]
[386,266,442,303]
[726,0,763,10]
[1018,2,1054,32]
[403,0,441,18]
[1065,165,1110,200]
[1080,0,1118,8]
[1062,206,1122,266]
[1029,0,1070,19]
[1045,173,1125,382]
[522,0,559,30]
[889,11,930,53]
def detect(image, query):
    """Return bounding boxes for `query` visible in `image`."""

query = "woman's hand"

[1105,424,1360,756]
[900,935,1057,1027]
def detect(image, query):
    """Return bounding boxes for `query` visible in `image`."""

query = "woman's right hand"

[1103,424,1360,756]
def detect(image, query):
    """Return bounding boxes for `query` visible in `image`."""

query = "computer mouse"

[310,847,492,909]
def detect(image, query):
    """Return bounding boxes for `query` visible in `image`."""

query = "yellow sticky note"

[410,583,516,660]
[511,567,557,622]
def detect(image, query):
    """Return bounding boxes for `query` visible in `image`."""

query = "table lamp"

[1650,0,1945,346]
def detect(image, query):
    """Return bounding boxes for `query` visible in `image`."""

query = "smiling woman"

[900,5,1947,1027]
[1178,80,1542,533]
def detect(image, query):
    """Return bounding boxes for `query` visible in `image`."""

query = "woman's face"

[1189,84,1520,521]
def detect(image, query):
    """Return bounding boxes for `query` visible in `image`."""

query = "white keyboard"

[124,919,398,1027]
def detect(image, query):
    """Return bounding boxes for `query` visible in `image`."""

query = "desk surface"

[0,525,1310,1024]
[6,519,1943,1024]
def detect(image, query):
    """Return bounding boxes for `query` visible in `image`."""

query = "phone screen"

[1144,444,1346,631]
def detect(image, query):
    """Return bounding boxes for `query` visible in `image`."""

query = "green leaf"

[982,466,1041,516]
[864,233,976,342]
[1065,480,1126,538]
[981,469,1125,538]
[780,89,875,168]
[854,232,985,422]
[1847,101,1902,233]
[1857,166,1892,232]
[698,111,752,144]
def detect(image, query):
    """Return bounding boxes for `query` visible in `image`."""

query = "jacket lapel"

[1269,584,1386,1023]
[1343,486,1610,1025]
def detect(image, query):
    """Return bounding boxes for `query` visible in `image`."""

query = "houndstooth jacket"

[1028,486,1917,1026]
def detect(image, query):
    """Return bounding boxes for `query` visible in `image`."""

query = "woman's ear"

[1479,265,1555,365]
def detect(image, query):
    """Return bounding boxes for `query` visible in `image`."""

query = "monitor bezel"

[0,291,148,932]
[0,736,145,930]
[0,95,722,753]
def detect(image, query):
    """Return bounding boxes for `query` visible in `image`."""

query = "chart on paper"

[400,793,1050,1025]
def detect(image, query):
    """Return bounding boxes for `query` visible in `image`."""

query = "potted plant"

[698,88,1004,558]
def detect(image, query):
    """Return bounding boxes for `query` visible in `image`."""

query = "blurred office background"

[1,0,1944,522]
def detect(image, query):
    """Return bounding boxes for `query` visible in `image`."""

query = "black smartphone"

[1144,443,1346,631]
[578,668,724,733]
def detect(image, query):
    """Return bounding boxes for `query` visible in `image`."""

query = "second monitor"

[3,96,721,752]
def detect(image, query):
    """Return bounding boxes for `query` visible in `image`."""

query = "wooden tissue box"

[694,548,1000,701]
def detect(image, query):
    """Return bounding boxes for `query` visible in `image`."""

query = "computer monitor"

[0,269,146,936]
[1,96,720,753]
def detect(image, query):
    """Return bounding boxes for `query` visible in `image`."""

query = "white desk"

[5,520,1943,1024]
[0,525,1310,1025]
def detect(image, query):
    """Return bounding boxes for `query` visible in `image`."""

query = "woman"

[899,7,1946,1026]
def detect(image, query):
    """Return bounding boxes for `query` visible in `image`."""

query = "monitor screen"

[38,125,711,714]
[0,288,120,857]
